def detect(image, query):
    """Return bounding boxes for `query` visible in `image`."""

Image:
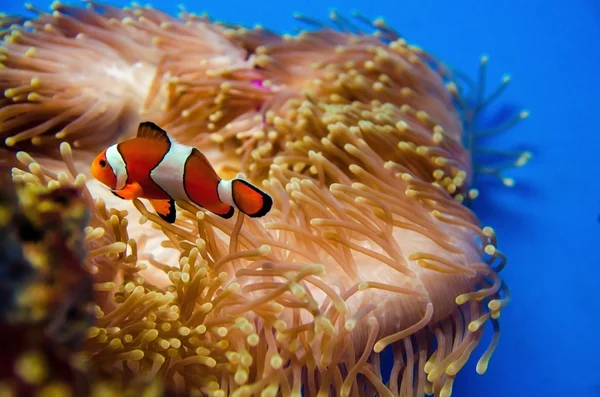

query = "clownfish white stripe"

[217,179,235,208]
[106,144,128,190]
[150,140,193,201]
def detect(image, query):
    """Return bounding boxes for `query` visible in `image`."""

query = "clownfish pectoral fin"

[230,179,273,218]
[112,182,144,200]
[150,198,177,223]
[136,121,171,143]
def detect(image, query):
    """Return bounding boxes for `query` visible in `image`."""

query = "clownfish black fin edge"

[151,198,177,224]
[251,192,273,218]
[230,179,273,218]
[189,147,218,175]
[217,205,235,219]
[137,121,171,143]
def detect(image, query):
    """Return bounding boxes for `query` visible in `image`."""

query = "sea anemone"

[0,2,530,397]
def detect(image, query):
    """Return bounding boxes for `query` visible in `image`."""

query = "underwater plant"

[0,3,529,396]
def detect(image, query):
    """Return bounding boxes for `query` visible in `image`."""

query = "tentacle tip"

[502,177,515,187]
[476,360,489,375]
[258,245,270,255]
[59,141,72,155]
[373,341,385,353]
[50,1,63,11]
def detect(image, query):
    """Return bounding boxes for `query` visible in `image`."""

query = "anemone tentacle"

[0,3,525,397]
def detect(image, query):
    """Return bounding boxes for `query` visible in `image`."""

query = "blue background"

[1,0,599,396]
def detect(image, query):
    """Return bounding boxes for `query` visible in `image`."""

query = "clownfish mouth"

[109,189,125,200]
[89,180,122,199]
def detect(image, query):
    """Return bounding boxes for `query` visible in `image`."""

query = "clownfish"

[90,121,273,223]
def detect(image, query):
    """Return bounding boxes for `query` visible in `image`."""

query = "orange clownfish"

[90,121,273,223]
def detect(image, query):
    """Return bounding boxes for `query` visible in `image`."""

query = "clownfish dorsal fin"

[137,121,171,143]
[190,147,218,174]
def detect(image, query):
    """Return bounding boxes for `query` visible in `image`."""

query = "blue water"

[2,0,598,396]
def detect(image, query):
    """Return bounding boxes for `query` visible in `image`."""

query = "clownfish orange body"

[90,121,273,223]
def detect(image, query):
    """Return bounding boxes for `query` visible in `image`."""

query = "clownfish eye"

[99,159,107,168]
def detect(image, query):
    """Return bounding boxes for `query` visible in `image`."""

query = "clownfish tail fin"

[220,178,272,218]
